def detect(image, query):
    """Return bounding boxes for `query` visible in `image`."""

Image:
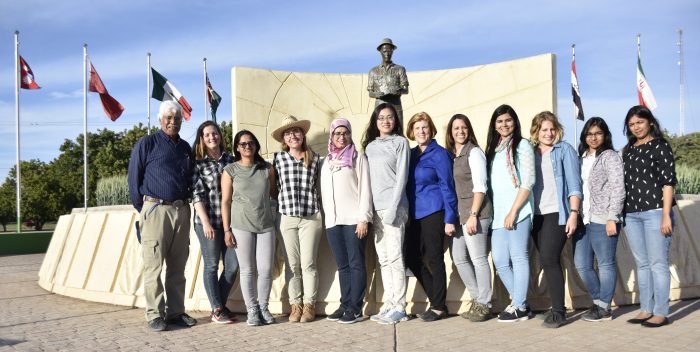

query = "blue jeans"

[573,222,619,310]
[491,217,531,309]
[624,209,672,316]
[326,224,367,314]
[194,224,239,310]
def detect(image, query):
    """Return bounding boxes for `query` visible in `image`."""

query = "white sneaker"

[370,305,391,322]
[378,308,409,325]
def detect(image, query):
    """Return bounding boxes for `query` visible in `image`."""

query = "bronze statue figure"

[368,38,409,124]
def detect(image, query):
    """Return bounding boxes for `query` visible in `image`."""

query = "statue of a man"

[368,38,409,124]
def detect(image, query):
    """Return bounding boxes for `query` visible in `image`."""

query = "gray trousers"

[449,218,493,306]
[232,229,276,309]
[140,200,191,321]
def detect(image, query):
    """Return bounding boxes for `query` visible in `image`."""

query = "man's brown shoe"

[300,303,315,323]
[289,303,303,323]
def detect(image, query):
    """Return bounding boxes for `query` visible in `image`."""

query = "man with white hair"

[128,100,196,331]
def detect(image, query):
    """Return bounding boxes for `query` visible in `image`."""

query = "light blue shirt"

[489,140,535,230]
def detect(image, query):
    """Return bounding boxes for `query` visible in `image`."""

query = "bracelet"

[469,211,478,217]
[225,228,233,233]
[569,209,579,214]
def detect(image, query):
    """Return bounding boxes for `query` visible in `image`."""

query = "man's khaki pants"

[140,200,191,321]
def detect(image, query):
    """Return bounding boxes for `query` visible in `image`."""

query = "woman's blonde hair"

[530,111,564,145]
[406,112,437,141]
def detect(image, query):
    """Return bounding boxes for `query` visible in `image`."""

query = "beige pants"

[140,200,191,321]
[279,212,322,305]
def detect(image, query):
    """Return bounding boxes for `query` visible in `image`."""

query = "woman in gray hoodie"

[573,117,624,322]
[361,103,411,324]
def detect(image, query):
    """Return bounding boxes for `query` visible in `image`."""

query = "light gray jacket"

[365,134,410,226]
[585,149,625,224]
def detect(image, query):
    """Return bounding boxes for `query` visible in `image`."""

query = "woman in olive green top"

[221,130,277,327]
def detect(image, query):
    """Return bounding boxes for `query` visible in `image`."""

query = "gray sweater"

[365,134,410,226]
[585,149,625,224]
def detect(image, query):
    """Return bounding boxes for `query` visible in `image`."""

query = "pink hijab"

[327,118,357,171]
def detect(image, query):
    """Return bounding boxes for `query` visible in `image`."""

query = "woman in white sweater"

[320,118,373,324]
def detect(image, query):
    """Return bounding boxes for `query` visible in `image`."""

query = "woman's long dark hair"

[578,117,614,157]
[361,103,403,150]
[623,105,665,153]
[485,104,522,174]
[445,114,479,156]
[192,121,227,160]
[233,130,266,166]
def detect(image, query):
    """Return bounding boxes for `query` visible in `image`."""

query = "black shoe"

[627,315,652,324]
[641,317,670,328]
[148,317,167,332]
[542,310,567,328]
[326,307,345,321]
[497,305,530,323]
[338,310,363,324]
[167,313,197,327]
[582,305,612,322]
[536,309,553,320]
[420,309,447,322]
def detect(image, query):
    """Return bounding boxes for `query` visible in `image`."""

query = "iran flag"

[151,67,192,120]
[636,49,657,110]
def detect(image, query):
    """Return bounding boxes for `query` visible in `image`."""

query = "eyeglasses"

[238,141,255,149]
[333,132,349,137]
[585,131,604,138]
[283,129,303,137]
[377,116,394,122]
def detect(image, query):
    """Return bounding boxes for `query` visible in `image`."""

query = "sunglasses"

[238,141,256,149]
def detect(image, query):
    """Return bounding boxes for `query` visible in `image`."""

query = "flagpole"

[204,58,209,121]
[14,31,21,233]
[572,44,577,150]
[677,29,685,136]
[83,44,88,212]
[147,52,151,135]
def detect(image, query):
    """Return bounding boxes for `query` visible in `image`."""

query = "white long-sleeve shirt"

[319,153,374,228]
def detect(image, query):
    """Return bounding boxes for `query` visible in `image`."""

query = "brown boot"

[300,303,315,323]
[289,303,303,323]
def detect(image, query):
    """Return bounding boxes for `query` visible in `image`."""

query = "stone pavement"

[1,254,698,352]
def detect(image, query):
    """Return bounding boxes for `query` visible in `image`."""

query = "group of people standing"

[128,99,676,332]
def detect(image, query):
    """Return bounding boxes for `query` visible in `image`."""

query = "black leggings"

[405,211,447,311]
[532,213,567,313]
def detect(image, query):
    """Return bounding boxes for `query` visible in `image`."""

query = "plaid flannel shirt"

[274,151,320,217]
[191,152,235,228]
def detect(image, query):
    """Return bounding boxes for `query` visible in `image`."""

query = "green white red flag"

[636,42,657,110]
[151,67,192,120]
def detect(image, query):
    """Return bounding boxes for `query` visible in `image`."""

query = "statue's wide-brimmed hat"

[271,115,311,142]
[377,38,397,51]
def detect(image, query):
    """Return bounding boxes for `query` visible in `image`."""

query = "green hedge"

[0,232,53,255]
[676,164,700,195]
[96,174,130,206]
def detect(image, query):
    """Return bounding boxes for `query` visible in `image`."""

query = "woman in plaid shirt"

[191,121,239,324]
[271,116,323,323]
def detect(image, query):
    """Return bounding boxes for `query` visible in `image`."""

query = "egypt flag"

[89,62,124,121]
[571,56,584,121]
[206,74,222,122]
[19,56,40,89]
[636,48,657,110]
[151,67,192,120]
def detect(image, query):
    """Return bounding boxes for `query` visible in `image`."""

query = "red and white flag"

[19,56,40,89]
[571,56,584,121]
[637,44,657,110]
[89,62,124,121]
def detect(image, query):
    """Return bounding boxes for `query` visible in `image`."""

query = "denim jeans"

[449,218,492,306]
[194,224,239,310]
[326,225,367,314]
[624,209,672,317]
[491,217,531,309]
[573,222,619,310]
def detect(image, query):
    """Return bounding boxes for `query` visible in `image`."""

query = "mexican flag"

[151,67,192,120]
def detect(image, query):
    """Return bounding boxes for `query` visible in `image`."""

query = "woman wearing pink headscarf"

[320,118,374,324]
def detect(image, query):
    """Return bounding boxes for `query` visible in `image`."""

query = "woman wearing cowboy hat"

[271,115,323,323]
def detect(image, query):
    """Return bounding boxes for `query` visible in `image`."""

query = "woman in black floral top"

[622,105,676,328]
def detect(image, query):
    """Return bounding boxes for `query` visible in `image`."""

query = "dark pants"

[405,211,447,311]
[194,224,239,310]
[326,224,367,314]
[532,213,567,314]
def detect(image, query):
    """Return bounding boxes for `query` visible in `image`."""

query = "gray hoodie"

[365,134,410,226]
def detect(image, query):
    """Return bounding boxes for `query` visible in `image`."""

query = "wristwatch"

[469,211,478,217]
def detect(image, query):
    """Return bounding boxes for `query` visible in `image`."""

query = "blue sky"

[0,0,698,176]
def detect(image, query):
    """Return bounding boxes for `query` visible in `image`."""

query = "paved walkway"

[1,254,698,351]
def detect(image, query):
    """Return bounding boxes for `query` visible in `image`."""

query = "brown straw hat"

[271,115,311,142]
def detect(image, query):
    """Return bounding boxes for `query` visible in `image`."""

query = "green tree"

[667,132,700,168]
[0,179,15,231]
[7,160,63,230]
